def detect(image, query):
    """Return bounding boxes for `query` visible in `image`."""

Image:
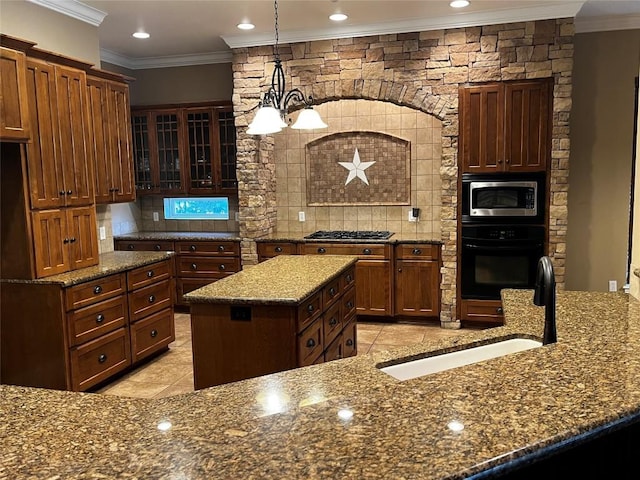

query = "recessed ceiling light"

[132,31,150,39]
[450,0,470,8]
[329,13,348,22]
[237,22,255,30]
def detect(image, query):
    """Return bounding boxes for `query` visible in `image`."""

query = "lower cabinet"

[191,265,357,389]
[394,243,441,318]
[460,298,504,324]
[0,258,175,391]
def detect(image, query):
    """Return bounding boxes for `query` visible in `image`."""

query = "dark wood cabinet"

[0,45,31,142]
[394,243,441,318]
[87,73,135,204]
[459,79,552,173]
[131,103,237,196]
[257,240,299,261]
[460,298,504,324]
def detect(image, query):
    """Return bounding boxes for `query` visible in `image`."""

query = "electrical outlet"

[298,211,306,222]
[99,226,106,240]
[408,209,416,222]
[153,212,159,222]
[608,280,617,292]
[234,211,239,222]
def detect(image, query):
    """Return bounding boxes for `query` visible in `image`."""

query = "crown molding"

[26,0,106,26]
[100,49,232,70]
[222,2,583,48]
[575,14,640,33]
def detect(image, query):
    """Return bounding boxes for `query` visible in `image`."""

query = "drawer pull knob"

[274,246,283,253]
[191,263,198,270]
[98,354,107,363]
[412,248,422,255]
[345,274,352,282]
[150,329,158,338]
[147,270,154,278]
[346,339,354,347]
[59,190,66,196]
[148,295,156,303]
[307,304,314,313]
[317,247,326,254]
[329,317,338,327]
[154,244,161,251]
[219,264,226,271]
[96,313,105,323]
[306,338,316,348]
[363,248,372,255]
[189,245,197,252]
[127,244,135,250]
[218,245,225,252]
[66,190,72,195]
[497,307,503,314]
[398,268,402,272]
[329,287,336,297]
[93,285,103,294]
[69,237,76,243]
[346,301,354,309]
[63,238,70,244]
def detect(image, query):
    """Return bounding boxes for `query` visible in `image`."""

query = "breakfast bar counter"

[1,289,639,478]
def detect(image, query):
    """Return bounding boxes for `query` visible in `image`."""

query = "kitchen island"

[1,289,639,478]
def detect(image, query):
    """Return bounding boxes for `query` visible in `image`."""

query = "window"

[163,197,229,220]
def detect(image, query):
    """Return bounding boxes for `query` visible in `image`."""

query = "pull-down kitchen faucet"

[533,256,557,345]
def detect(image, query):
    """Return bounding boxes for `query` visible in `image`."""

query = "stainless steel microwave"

[461,173,545,223]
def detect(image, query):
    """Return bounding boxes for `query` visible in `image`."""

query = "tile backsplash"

[274,99,442,235]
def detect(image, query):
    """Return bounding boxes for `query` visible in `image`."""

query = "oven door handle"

[463,242,543,251]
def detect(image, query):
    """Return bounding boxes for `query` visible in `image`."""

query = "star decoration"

[338,148,375,185]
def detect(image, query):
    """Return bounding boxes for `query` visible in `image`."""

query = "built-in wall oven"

[460,225,545,300]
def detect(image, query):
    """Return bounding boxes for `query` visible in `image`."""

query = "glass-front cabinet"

[131,103,236,196]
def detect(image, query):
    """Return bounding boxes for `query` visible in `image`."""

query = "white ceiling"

[28,0,640,69]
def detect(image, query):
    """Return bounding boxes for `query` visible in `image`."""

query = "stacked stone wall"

[232,19,574,325]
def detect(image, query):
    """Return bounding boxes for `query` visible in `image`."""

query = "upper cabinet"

[0,46,31,142]
[459,78,552,173]
[24,58,94,209]
[131,103,237,196]
[87,73,135,204]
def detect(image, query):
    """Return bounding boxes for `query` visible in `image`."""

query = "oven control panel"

[462,225,545,241]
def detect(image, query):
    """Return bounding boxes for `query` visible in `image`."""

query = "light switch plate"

[298,211,306,222]
[99,226,106,240]
[153,212,159,222]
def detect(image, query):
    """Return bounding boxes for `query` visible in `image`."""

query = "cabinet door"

[25,58,64,209]
[86,77,112,204]
[459,84,504,173]
[107,81,135,202]
[355,260,392,316]
[31,209,69,277]
[0,47,30,141]
[218,108,237,193]
[154,111,185,193]
[131,112,157,194]
[55,65,94,206]
[186,107,217,194]
[504,79,551,172]
[66,206,99,271]
[395,259,440,317]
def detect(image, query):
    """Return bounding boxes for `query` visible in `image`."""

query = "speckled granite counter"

[2,290,639,478]
[256,230,443,244]
[0,251,174,286]
[184,255,357,305]
[114,231,241,242]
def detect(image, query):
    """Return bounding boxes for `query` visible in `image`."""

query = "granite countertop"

[0,251,174,287]
[114,231,241,242]
[256,230,443,244]
[184,255,358,305]
[2,290,639,478]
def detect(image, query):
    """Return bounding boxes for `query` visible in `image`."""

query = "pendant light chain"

[274,0,280,59]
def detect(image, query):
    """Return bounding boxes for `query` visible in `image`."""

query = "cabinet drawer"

[323,276,341,309]
[176,278,215,305]
[324,333,344,362]
[127,260,172,291]
[460,299,504,323]
[70,327,131,391]
[257,242,297,259]
[323,301,342,347]
[341,266,356,290]
[130,308,175,363]
[175,241,239,256]
[115,240,175,252]
[177,256,240,277]
[65,273,126,311]
[342,319,357,358]
[396,243,440,260]
[67,295,127,346]
[297,291,322,332]
[129,278,173,323]
[298,319,323,367]
[302,243,388,259]
[342,287,357,320]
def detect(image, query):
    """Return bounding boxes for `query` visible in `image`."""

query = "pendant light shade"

[291,107,328,130]
[247,0,327,135]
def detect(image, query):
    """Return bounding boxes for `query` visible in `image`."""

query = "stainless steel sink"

[379,338,542,381]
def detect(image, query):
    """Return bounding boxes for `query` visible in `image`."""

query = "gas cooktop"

[304,230,394,240]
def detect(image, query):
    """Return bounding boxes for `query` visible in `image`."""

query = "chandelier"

[247,0,328,135]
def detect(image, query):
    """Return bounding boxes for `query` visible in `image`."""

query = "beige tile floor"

[97,313,479,399]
